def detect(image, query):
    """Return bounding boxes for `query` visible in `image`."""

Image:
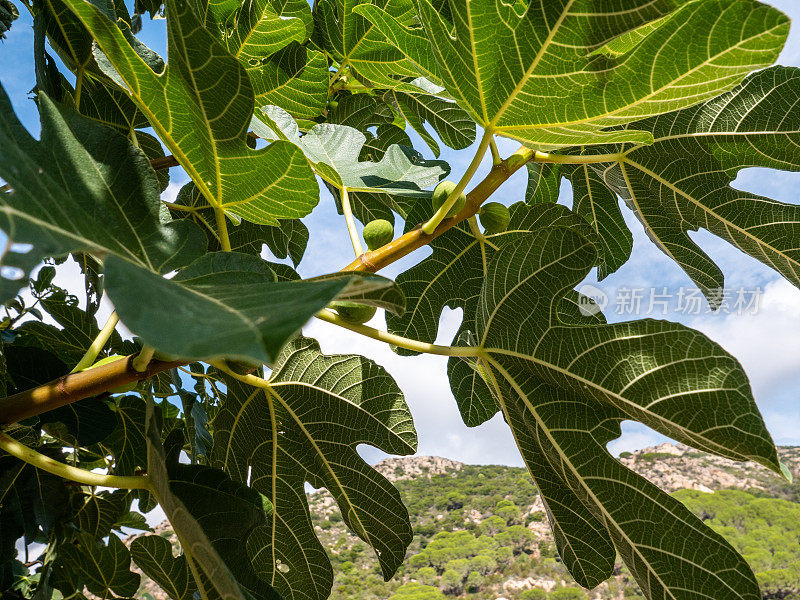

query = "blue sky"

[1,1,799,466]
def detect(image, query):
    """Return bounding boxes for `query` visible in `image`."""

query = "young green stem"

[73,67,85,110]
[132,346,156,372]
[533,150,623,164]
[315,309,481,357]
[214,207,232,252]
[70,311,120,373]
[0,431,152,490]
[341,187,364,256]
[489,137,502,166]
[422,129,493,234]
[467,216,498,251]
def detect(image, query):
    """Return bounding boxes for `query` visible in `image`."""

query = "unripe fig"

[330,301,376,324]
[478,202,510,234]
[431,180,466,218]
[362,219,393,250]
[82,355,137,394]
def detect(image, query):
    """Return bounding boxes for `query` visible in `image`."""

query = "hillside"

[133,444,800,600]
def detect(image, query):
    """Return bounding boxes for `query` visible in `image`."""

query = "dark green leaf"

[476,227,781,469]
[62,534,140,599]
[173,183,309,266]
[105,251,401,364]
[0,0,18,39]
[130,535,196,600]
[387,202,592,363]
[144,402,277,600]
[0,89,206,302]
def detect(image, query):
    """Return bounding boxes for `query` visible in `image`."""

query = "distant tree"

[440,569,463,594]
[389,583,447,600]
[507,525,535,553]
[496,546,514,568]
[465,571,483,593]
[495,499,522,524]
[480,515,507,536]
[550,587,588,600]
[469,554,497,575]
[444,559,471,579]
[520,589,548,600]
[409,553,431,570]
[416,567,437,587]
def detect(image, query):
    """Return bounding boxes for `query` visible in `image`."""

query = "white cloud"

[688,278,800,400]
[305,309,522,466]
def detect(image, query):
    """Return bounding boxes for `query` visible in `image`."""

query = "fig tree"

[330,301,376,324]
[362,219,394,251]
[478,202,510,234]
[431,180,466,218]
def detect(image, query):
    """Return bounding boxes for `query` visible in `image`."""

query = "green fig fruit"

[330,301,376,324]
[431,180,466,218]
[478,202,510,234]
[362,219,394,251]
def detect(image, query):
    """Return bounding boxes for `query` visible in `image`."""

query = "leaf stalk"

[0,431,153,490]
[341,187,364,256]
[316,309,481,356]
[421,129,493,234]
[70,311,119,373]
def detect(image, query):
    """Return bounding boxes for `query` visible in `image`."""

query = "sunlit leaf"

[359,0,788,147]
[61,0,320,225]
[585,66,800,303]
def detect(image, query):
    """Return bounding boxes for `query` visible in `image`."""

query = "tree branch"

[0,145,534,424]
[0,431,153,490]
[343,145,533,272]
[150,155,180,170]
[0,354,186,425]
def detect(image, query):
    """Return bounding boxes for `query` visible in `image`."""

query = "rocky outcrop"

[375,455,466,481]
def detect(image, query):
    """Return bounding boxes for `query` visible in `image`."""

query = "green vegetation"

[675,490,800,599]
[313,462,800,600]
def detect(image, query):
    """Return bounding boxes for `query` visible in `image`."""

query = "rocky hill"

[132,444,800,600]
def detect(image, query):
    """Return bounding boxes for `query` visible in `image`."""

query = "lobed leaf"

[361,0,789,147]
[387,201,592,362]
[131,535,197,600]
[474,228,781,469]
[191,0,328,118]
[588,66,800,303]
[313,0,423,88]
[461,227,783,595]
[213,336,416,600]
[60,0,320,225]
